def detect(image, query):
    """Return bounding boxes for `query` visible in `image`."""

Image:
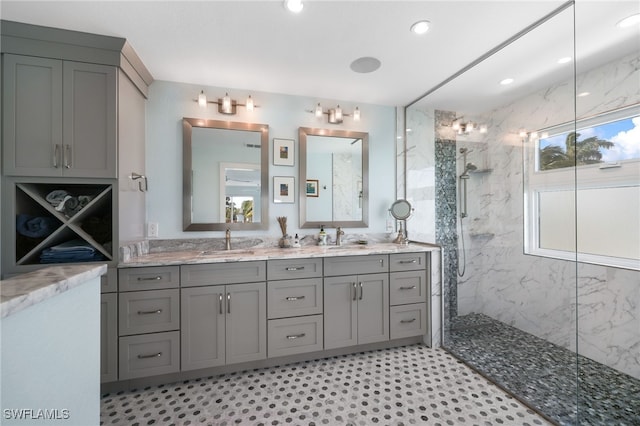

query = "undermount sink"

[199,249,255,256]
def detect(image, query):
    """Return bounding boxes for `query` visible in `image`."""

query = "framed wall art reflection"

[273,138,295,166]
[273,176,295,203]
[306,179,319,197]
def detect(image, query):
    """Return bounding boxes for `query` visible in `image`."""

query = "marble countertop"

[120,242,440,268]
[0,264,107,319]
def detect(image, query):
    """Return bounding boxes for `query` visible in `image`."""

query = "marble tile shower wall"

[455,51,640,379]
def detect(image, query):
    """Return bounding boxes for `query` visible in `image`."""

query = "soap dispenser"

[318,226,328,246]
[293,233,301,248]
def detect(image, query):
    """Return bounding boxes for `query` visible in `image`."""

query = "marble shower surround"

[455,51,640,379]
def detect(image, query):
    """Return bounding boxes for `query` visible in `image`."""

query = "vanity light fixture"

[308,103,361,124]
[195,90,259,115]
[450,117,486,135]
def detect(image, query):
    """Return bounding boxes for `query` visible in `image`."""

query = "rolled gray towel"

[46,190,70,207]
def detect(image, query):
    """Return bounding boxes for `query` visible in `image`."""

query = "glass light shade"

[315,103,323,118]
[353,107,361,121]
[246,96,254,112]
[452,121,460,131]
[479,125,488,133]
[222,93,232,113]
[335,105,343,121]
[198,91,207,107]
[466,122,474,132]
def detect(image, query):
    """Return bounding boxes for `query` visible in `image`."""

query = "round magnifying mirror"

[389,199,412,220]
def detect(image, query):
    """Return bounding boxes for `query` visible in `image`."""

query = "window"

[524,105,640,270]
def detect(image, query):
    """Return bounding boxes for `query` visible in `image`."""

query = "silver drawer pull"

[137,276,162,281]
[219,294,223,315]
[227,293,231,314]
[399,285,417,290]
[285,266,305,271]
[137,309,162,315]
[400,259,417,264]
[352,282,357,301]
[53,144,60,168]
[285,296,305,301]
[400,318,416,324]
[137,352,162,359]
[359,282,363,300]
[286,333,306,340]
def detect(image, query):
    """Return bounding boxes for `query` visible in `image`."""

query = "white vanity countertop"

[119,242,440,268]
[0,264,107,319]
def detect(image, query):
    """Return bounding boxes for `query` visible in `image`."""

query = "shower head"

[459,162,478,179]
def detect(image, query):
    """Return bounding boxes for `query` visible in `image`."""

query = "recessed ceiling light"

[350,57,381,74]
[557,56,572,64]
[410,20,430,35]
[577,92,590,97]
[284,0,303,13]
[500,78,514,85]
[617,13,640,28]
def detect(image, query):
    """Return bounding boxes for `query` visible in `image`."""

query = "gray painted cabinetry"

[181,262,267,371]
[3,54,117,178]
[107,251,431,387]
[267,258,324,357]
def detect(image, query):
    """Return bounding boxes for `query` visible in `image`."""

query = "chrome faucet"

[336,226,345,246]
[225,228,232,250]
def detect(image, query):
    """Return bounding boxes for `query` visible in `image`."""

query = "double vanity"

[104,242,440,390]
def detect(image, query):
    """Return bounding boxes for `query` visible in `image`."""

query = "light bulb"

[452,121,460,131]
[479,125,488,133]
[198,91,207,107]
[335,105,343,121]
[246,95,254,112]
[222,93,232,113]
[466,122,474,132]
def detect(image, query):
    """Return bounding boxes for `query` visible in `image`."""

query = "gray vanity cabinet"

[323,273,389,349]
[3,54,117,178]
[389,253,429,339]
[181,263,267,372]
[100,293,118,383]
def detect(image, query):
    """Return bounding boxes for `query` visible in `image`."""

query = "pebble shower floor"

[101,345,550,426]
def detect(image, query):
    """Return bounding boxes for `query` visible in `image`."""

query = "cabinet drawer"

[268,315,323,358]
[267,278,323,319]
[389,252,428,272]
[267,258,322,280]
[119,289,180,336]
[390,270,428,306]
[119,331,180,380]
[118,266,180,292]
[181,261,266,287]
[323,254,388,276]
[390,303,427,339]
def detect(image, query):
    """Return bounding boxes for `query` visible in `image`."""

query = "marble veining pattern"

[0,264,107,318]
[119,241,440,268]
[101,344,549,426]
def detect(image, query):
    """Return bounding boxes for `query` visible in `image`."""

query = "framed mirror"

[183,118,269,231]
[299,127,369,228]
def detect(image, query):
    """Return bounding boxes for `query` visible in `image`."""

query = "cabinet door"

[3,55,63,176]
[356,273,389,345]
[323,275,358,350]
[100,293,118,383]
[181,286,226,371]
[225,282,267,364]
[63,61,117,178]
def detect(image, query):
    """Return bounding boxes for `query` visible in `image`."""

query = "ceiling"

[1,1,638,109]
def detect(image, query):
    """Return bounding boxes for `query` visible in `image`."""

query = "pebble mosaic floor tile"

[101,344,550,426]
[447,313,640,426]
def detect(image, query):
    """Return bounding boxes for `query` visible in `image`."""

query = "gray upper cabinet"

[3,54,117,178]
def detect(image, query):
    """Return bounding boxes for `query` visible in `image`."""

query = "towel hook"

[130,172,148,192]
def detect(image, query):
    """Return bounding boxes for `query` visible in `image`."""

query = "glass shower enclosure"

[402,2,639,424]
